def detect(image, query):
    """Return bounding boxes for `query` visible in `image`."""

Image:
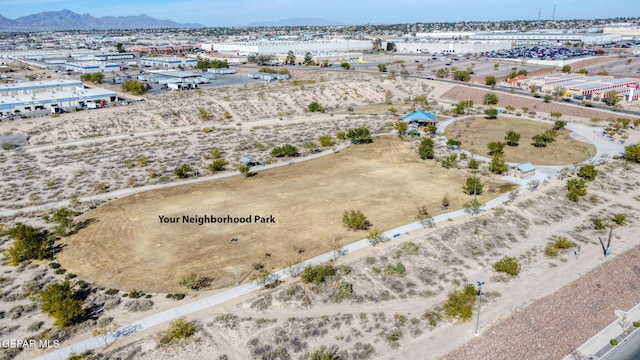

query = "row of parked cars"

[480,46,596,60]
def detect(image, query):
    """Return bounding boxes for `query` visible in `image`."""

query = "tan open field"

[57,136,513,293]
[444,116,596,165]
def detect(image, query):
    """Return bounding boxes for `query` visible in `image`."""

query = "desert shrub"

[633,321,640,327]
[128,289,144,299]
[440,154,457,169]
[271,144,299,157]
[105,288,119,295]
[4,223,53,266]
[493,256,520,276]
[367,228,386,246]
[167,293,186,301]
[610,339,618,346]
[545,243,560,257]
[555,237,576,249]
[593,216,609,230]
[400,242,419,255]
[613,213,626,225]
[331,281,353,303]
[159,317,196,345]
[578,164,598,181]
[342,210,370,230]
[124,299,153,312]
[443,284,477,321]
[346,127,372,144]
[179,273,210,291]
[305,345,340,360]
[301,265,336,284]
[384,262,406,276]
[423,310,443,328]
[566,178,587,202]
[208,159,228,172]
[318,135,335,147]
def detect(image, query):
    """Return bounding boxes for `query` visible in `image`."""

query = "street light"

[231,237,239,286]
[474,281,485,336]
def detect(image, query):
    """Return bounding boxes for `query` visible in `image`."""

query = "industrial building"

[202,40,371,55]
[470,32,621,45]
[140,57,198,69]
[525,73,640,102]
[388,40,511,55]
[0,79,117,116]
[65,62,120,74]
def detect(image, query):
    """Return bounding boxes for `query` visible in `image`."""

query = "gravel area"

[441,244,640,360]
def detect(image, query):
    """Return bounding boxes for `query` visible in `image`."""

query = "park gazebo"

[512,162,536,178]
[404,111,437,127]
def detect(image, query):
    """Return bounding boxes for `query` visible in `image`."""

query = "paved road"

[601,328,640,360]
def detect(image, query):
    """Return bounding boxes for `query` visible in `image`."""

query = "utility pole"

[474,281,485,336]
[231,237,239,286]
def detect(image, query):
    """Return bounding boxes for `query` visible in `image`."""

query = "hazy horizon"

[0,0,637,27]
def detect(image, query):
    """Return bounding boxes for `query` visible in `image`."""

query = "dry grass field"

[444,116,596,165]
[57,136,513,293]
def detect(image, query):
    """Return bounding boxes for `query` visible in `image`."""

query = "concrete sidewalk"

[563,302,640,360]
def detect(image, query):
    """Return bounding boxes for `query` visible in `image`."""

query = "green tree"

[489,153,508,174]
[418,137,435,159]
[463,176,483,195]
[487,141,505,155]
[115,43,125,53]
[443,284,477,321]
[440,154,457,169]
[208,158,228,172]
[578,164,598,181]
[340,62,351,70]
[377,63,387,72]
[532,134,548,147]
[308,101,324,112]
[52,207,76,237]
[484,93,499,105]
[463,198,483,215]
[346,127,372,144]
[39,280,85,328]
[485,75,496,87]
[394,121,408,135]
[605,90,620,106]
[174,164,193,179]
[271,144,299,157]
[484,108,498,119]
[80,73,104,84]
[285,50,296,65]
[453,70,471,82]
[567,178,587,202]
[238,164,252,178]
[561,65,571,73]
[446,138,462,149]
[553,119,566,130]
[543,94,553,103]
[436,68,450,78]
[4,223,53,266]
[122,80,147,95]
[318,135,335,147]
[303,52,313,66]
[342,210,370,230]
[504,131,521,146]
[301,265,336,284]
[624,144,640,163]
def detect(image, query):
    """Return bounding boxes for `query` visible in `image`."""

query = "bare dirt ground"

[444,116,596,165]
[56,135,513,293]
[57,158,640,360]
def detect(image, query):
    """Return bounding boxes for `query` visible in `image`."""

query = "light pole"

[474,281,485,336]
[231,237,239,286]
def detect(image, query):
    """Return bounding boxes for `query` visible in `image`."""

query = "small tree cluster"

[532,129,558,147]
[567,178,587,202]
[300,265,336,284]
[270,144,299,157]
[483,93,499,105]
[122,80,147,95]
[443,284,477,321]
[418,137,435,159]
[577,164,598,181]
[342,210,370,230]
[493,256,520,276]
[487,141,505,155]
[4,223,53,266]
[346,127,372,144]
[80,72,104,84]
[39,280,85,328]
[195,59,228,69]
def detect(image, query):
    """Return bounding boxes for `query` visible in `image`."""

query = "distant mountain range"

[0,9,204,32]
[248,18,343,27]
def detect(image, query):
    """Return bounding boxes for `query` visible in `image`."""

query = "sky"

[0,0,638,27]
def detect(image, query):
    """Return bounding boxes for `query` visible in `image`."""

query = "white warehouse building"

[389,40,512,55]
[203,40,372,55]
[65,62,120,73]
[140,57,198,69]
[470,32,621,45]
